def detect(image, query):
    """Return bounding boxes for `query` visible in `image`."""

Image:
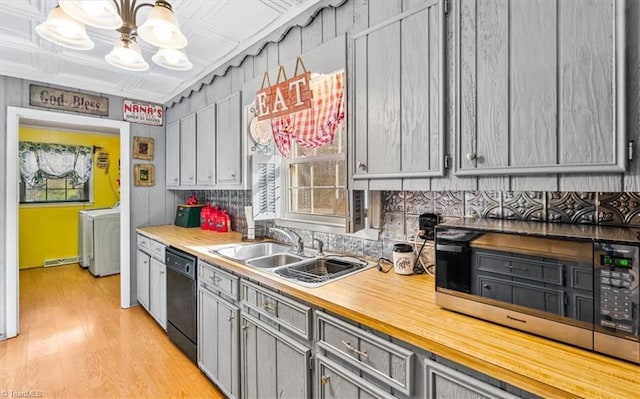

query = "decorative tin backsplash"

[181,190,640,261]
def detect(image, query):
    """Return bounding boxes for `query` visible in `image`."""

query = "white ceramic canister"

[392,244,415,275]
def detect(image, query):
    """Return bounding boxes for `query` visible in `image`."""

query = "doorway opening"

[4,106,132,339]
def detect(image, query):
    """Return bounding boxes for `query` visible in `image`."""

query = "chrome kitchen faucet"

[270,227,304,255]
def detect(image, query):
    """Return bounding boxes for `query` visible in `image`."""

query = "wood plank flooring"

[0,264,224,398]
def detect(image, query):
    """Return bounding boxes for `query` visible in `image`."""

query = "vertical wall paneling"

[149,124,168,225]
[302,13,323,52]
[278,27,302,65]
[369,0,402,26]
[457,0,477,171]
[266,42,280,69]
[322,7,337,41]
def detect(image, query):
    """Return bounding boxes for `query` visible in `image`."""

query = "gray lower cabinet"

[136,234,167,330]
[352,1,445,182]
[315,311,415,397]
[240,280,312,398]
[424,359,519,399]
[136,249,149,311]
[198,260,240,399]
[241,313,312,399]
[454,0,626,176]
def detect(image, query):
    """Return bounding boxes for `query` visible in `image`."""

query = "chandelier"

[35,1,192,71]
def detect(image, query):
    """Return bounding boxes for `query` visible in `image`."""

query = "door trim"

[5,106,132,339]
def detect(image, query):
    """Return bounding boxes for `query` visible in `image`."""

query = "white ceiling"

[0,0,322,104]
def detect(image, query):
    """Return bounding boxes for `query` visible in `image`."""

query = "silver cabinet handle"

[263,299,277,312]
[356,161,366,171]
[228,313,234,321]
[341,340,368,358]
[209,275,222,284]
[466,152,477,161]
[241,321,248,330]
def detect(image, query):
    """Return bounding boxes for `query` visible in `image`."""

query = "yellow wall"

[19,127,120,269]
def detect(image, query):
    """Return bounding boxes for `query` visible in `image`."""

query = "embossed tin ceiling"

[0,0,321,104]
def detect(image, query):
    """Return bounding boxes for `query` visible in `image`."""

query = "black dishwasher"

[165,246,197,363]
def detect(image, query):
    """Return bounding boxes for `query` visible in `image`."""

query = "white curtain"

[19,142,93,187]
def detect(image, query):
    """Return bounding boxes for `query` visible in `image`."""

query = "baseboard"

[43,256,81,267]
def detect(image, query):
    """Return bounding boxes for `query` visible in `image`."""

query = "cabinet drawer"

[137,234,151,251]
[315,311,414,396]
[148,240,166,262]
[241,280,311,341]
[476,251,564,285]
[198,260,239,302]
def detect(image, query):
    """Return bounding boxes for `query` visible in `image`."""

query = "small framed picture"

[134,164,155,187]
[133,136,154,160]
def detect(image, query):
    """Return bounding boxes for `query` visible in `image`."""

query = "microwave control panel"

[594,242,639,337]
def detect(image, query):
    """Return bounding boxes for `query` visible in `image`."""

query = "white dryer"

[79,208,107,267]
[80,208,121,277]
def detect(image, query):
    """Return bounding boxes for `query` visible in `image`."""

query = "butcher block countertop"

[138,225,640,399]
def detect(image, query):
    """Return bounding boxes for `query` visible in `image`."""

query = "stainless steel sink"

[213,242,292,261]
[273,257,371,287]
[245,253,304,268]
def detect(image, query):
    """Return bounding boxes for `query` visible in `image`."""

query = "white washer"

[79,208,107,267]
[81,208,120,277]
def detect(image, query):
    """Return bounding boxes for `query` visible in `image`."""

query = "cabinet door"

[352,1,444,180]
[454,0,626,176]
[180,113,197,186]
[166,120,181,187]
[215,92,242,186]
[136,249,150,311]
[425,359,519,399]
[241,315,311,399]
[149,257,166,329]
[198,288,240,399]
[196,103,216,186]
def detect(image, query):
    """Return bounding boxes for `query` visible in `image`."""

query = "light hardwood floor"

[0,264,224,398]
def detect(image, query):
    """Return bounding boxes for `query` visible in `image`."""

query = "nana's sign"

[255,58,313,121]
[30,85,108,116]
[123,100,163,126]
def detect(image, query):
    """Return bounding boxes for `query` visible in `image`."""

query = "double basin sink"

[210,242,370,288]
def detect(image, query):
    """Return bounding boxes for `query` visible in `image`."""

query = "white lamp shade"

[138,4,187,49]
[35,6,94,50]
[152,48,193,70]
[59,1,123,29]
[105,39,149,71]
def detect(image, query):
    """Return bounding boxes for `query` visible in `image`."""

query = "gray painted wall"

[0,76,180,335]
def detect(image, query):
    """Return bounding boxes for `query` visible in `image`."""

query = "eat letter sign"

[256,72,312,120]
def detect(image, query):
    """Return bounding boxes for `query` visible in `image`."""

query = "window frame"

[19,175,93,205]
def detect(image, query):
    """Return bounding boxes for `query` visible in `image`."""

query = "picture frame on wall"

[132,136,154,160]
[134,164,155,187]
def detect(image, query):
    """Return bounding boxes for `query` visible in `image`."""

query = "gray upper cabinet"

[166,120,180,188]
[196,104,216,186]
[180,113,197,186]
[352,1,445,181]
[216,91,242,187]
[454,0,626,176]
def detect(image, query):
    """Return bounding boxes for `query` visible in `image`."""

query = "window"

[20,176,90,203]
[19,141,93,204]
[284,123,346,226]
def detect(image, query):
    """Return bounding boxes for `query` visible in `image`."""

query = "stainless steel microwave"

[434,220,639,364]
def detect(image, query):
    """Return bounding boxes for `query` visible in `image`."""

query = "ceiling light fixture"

[36,1,192,71]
